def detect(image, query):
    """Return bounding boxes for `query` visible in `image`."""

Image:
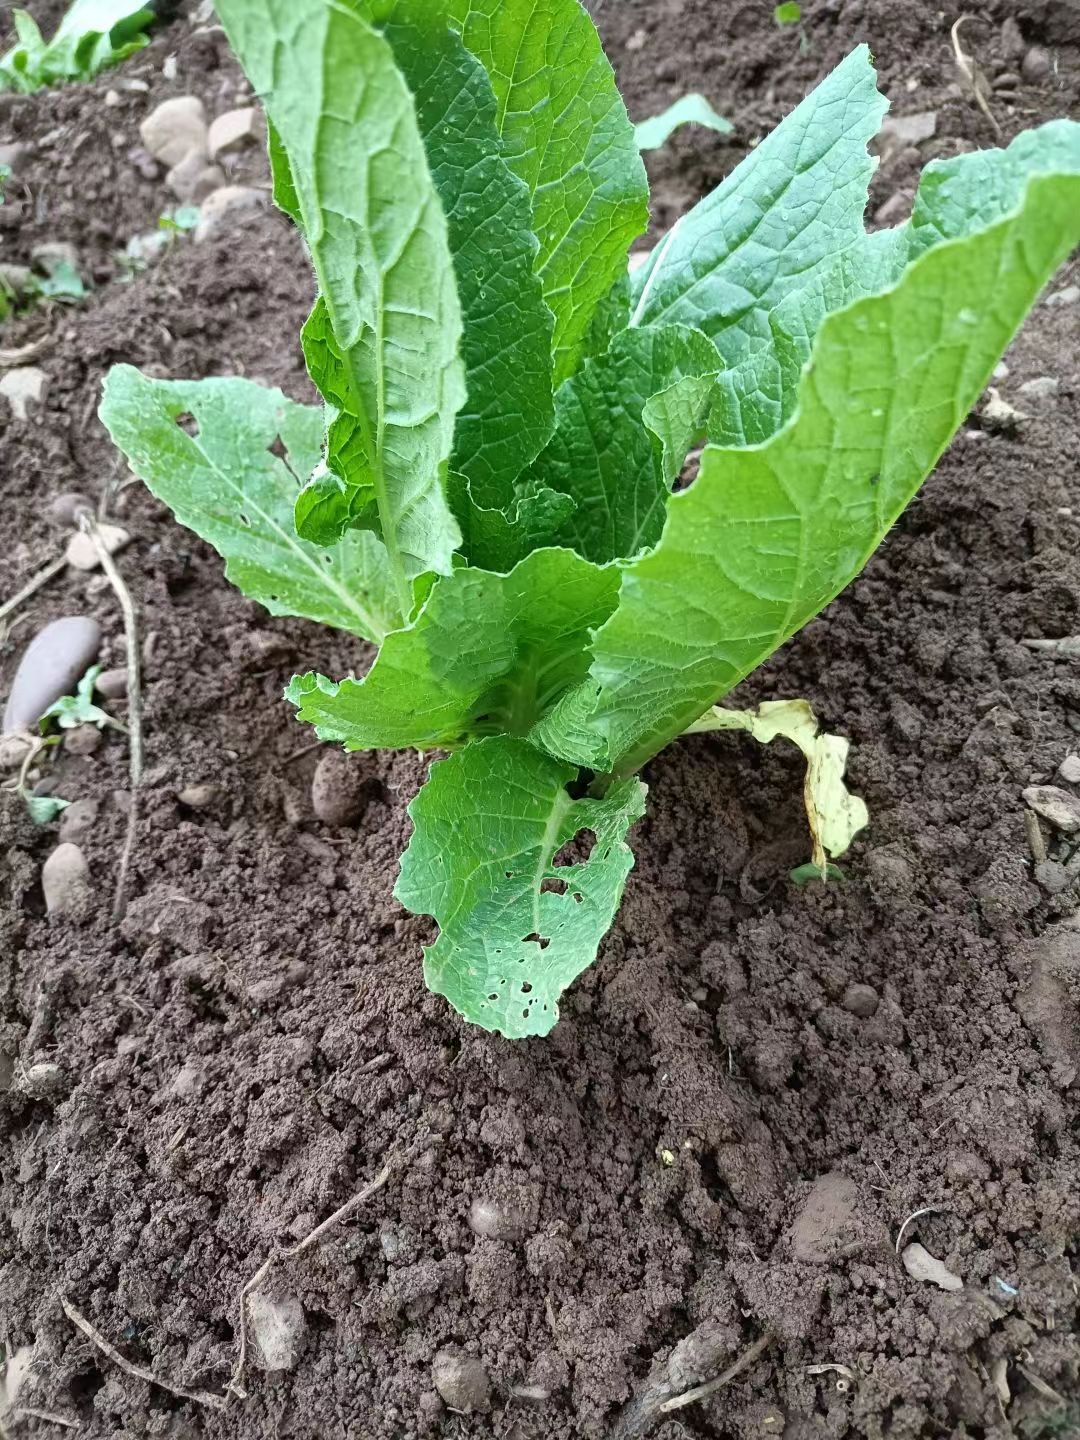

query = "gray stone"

[1046,284,1080,308]
[432,1349,490,1414]
[64,724,102,756]
[0,366,48,422]
[177,783,222,809]
[1023,785,1080,834]
[311,749,367,827]
[0,262,32,296]
[48,491,93,528]
[193,185,267,242]
[875,110,937,160]
[3,615,101,733]
[165,151,224,203]
[248,1292,306,1370]
[1021,46,1051,83]
[59,797,100,844]
[139,95,208,168]
[1016,375,1060,407]
[842,983,880,1018]
[18,1061,68,1100]
[42,843,91,917]
[1057,755,1080,785]
[65,523,130,572]
[94,668,128,700]
[467,1194,536,1243]
[207,106,262,159]
[901,1242,962,1291]
[1034,860,1071,896]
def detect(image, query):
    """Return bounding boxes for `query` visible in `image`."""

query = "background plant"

[102,0,1080,1037]
[0,0,154,93]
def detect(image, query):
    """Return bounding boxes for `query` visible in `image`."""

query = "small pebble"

[42,843,91,917]
[1058,755,1080,785]
[1046,284,1079,308]
[165,150,225,203]
[311,750,367,827]
[1020,46,1051,83]
[902,1242,963,1292]
[65,523,131,572]
[467,1194,535,1243]
[48,491,93,528]
[873,190,912,227]
[1016,376,1059,406]
[177,783,222,809]
[842,982,880,1018]
[94,668,128,700]
[2,616,101,734]
[247,1293,306,1371]
[0,734,33,770]
[59,797,100,844]
[64,725,102,757]
[207,106,262,159]
[431,1350,491,1414]
[1034,860,1071,895]
[0,367,49,422]
[1023,785,1080,834]
[18,1061,68,1100]
[139,95,208,167]
[30,241,79,276]
[193,184,267,242]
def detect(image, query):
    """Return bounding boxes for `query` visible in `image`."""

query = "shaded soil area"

[2,2,1080,1438]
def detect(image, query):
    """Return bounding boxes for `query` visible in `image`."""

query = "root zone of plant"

[2,2,1079,1438]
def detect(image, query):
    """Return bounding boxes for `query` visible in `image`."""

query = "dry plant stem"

[13,1407,79,1428]
[59,1295,226,1411]
[0,335,51,367]
[228,1163,392,1400]
[0,556,66,624]
[79,512,142,921]
[894,1204,944,1254]
[659,1332,774,1414]
[950,17,1002,136]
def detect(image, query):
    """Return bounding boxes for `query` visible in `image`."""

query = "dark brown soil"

[2,2,1080,1438]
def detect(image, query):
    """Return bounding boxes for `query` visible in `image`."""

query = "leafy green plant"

[100,0,1080,1037]
[39,664,123,733]
[0,0,154,93]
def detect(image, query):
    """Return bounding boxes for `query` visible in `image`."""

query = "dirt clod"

[432,1349,491,1414]
[41,842,91,917]
[248,1292,306,1372]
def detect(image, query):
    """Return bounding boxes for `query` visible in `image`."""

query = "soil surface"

[2,2,1080,1438]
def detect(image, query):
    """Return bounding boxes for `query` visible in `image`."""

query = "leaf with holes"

[99,368,398,642]
[396,736,646,1038]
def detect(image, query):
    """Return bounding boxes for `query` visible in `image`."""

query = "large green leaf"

[395,736,646,1037]
[629,45,886,440]
[526,323,720,564]
[448,0,649,385]
[286,546,618,749]
[382,6,555,512]
[99,368,397,642]
[214,0,465,618]
[533,154,1080,774]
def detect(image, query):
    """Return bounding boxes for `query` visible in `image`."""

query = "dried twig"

[895,1204,946,1255]
[13,1407,79,1428]
[78,513,142,921]
[60,1295,225,1411]
[228,1163,392,1399]
[659,1332,773,1414]
[1023,635,1080,659]
[1016,1363,1066,1406]
[0,336,51,367]
[0,557,66,624]
[950,17,1001,135]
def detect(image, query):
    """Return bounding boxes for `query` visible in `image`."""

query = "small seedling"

[0,0,154,93]
[101,0,1080,1036]
[39,664,124,733]
[774,3,802,23]
[635,94,732,151]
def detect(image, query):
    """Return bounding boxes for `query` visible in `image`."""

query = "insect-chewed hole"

[238,512,251,527]
[522,932,550,951]
[540,876,567,895]
[572,892,584,904]
[521,981,532,993]
[174,411,199,437]
[674,444,703,492]
[488,992,498,1002]
[553,829,596,868]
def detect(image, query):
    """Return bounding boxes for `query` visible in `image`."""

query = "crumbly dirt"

[2,2,1079,1438]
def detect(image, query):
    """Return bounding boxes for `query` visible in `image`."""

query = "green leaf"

[286,546,619,750]
[215,0,466,617]
[534,152,1080,774]
[39,664,117,731]
[526,324,721,564]
[23,793,71,825]
[628,47,887,373]
[634,94,732,151]
[99,367,398,642]
[774,2,801,23]
[0,0,153,91]
[448,0,649,385]
[395,736,646,1037]
[381,6,555,512]
[447,474,575,573]
[33,258,85,301]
